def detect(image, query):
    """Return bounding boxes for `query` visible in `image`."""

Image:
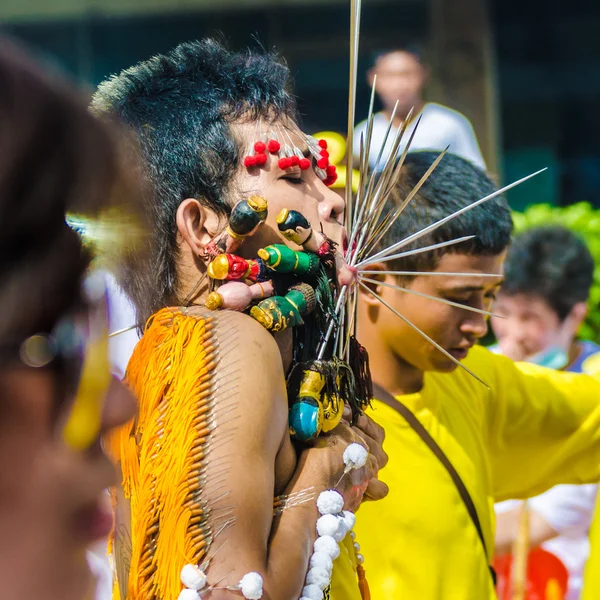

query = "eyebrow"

[444,280,504,293]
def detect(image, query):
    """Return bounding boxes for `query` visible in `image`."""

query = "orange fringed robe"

[106,307,217,600]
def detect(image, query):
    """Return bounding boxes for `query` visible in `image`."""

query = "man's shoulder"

[423,102,473,128]
[355,112,391,133]
[140,306,282,364]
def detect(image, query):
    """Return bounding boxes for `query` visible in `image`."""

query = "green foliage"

[512,202,600,342]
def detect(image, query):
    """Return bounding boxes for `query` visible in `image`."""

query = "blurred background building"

[2,0,598,211]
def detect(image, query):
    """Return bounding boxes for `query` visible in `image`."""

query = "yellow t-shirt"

[582,493,600,600]
[329,536,362,600]
[355,345,600,600]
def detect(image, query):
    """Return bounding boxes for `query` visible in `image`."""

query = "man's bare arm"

[202,310,381,599]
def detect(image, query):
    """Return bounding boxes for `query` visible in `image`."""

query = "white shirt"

[86,541,113,600]
[104,271,140,379]
[353,103,486,171]
[496,484,598,600]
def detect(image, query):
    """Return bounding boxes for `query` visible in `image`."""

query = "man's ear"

[570,301,589,330]
[175,198,222,257]
[358,262,387,306]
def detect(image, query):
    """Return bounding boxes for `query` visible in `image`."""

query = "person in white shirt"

[104,271,140,379]
[354,46,485,171]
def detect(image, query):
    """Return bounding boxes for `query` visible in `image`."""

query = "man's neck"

[382,101,425,129]
[366,337,425,396]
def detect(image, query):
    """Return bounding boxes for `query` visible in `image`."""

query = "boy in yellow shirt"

[355,151,600,599]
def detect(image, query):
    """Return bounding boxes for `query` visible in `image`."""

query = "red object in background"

[494,548,569,600]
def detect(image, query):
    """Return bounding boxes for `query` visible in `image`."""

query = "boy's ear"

[176,198,223,258]
[570,301,589,330]
[358,262,387,306]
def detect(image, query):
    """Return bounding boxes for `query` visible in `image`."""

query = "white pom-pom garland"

[316,490,344,515]
[341,510,356,531]
[313,535,340,560]
[239,572,264,600]
[316,514,341,538]
[301,483,363,599]
[309,551,333,574]
[306,567,331,590]
[177,590,200,600]
[180,564,207,590]
[302,583,324,600]
[343,443,368,470]
[332,526,346,543]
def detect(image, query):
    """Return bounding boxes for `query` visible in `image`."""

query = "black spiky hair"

[92,39,297,323]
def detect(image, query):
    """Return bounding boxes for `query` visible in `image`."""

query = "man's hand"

[351,413,388,501]
[305,416,388,512]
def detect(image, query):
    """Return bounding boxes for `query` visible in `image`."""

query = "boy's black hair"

[91,39,297,323]
[501,226,594,321]
[376,151,513,273]
[370,44,427,69]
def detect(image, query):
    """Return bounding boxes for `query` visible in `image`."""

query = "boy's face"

[363,252,505,373]
[491,293,572,362]
[369,51,427,114]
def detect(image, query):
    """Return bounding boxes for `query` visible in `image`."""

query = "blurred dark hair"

[501,226,594,321]
[91,39,297,323]
[0,37,140,340]
[375,152,513,274]
[370,44,427,69]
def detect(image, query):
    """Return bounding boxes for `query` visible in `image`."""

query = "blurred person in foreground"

[354,46,485,171]
[352,152,600,599]
[492,226,599,600]
[93,39,387,600]
[0,39,137,600]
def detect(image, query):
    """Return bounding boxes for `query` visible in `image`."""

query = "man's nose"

[318,186,346,225]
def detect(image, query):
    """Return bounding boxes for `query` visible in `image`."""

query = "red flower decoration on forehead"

[254,141,267,153]
[268,139,281,153]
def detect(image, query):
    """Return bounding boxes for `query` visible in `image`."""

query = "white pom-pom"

[332,520,347,542]
[316,490,344,515]
[310,551,333,574]
[177,590,200,600]
[302,584,324,600]
[306,567,331,590]
[239,572,263,600]
[343,443,368,470]
[180,564,207,590]
[341,510,356,531]
[316,514,341,538]
[313,535,340,560]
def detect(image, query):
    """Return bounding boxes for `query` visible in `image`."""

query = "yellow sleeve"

[582,493,600,600]
[482,350,600,501]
